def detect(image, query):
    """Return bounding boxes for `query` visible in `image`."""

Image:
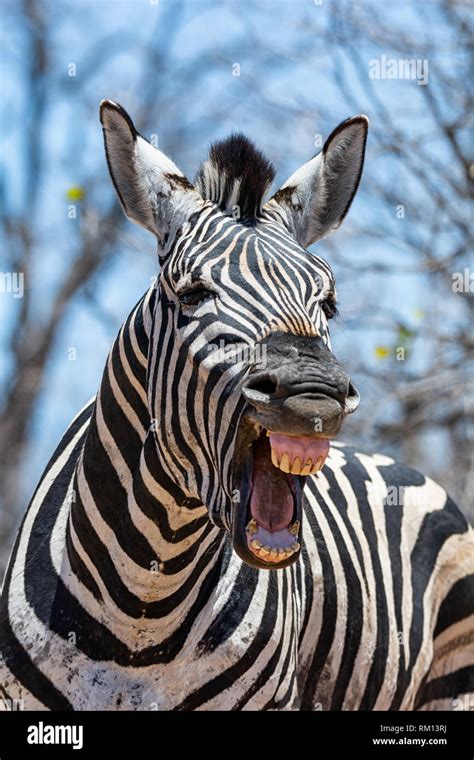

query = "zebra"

[1,100,473,712]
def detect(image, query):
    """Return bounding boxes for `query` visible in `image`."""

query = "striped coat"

[1,288,472,710]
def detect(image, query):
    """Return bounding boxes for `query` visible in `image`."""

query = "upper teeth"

[270,447,325,476]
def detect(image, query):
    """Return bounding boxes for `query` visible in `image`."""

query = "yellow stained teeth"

[290,521,300,536]
[247,519,258,535]
[310,456,323,474]
[290,457,302,475]
[268,444,326,476]
[250,540,301,560]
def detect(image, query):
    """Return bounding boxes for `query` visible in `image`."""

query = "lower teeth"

[246,520,301,560]
[249,537,301,559]
[247,518,258,535]
[246,518,299,537]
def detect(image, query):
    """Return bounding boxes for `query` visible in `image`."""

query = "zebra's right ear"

[100,100,201,247]
[265,116,368,248]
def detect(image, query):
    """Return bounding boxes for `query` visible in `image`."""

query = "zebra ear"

[266,116,368,248]
[100,100,200,246]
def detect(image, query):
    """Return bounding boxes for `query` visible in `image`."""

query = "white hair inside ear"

[100,100,203,249]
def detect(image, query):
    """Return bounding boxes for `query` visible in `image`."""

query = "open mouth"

[232,427,330,569]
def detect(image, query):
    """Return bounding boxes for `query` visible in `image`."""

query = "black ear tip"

[99,99,119,123]
[323,114,369,155]
[349,114,369,130]
[99,100,137,137]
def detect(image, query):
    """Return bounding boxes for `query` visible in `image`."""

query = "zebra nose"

[243,368,355,409]
[241,333,360,436]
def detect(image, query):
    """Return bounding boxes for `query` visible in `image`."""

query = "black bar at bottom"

[0,710,472,758]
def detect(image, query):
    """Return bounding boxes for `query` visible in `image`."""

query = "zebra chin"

[231,422,331,570]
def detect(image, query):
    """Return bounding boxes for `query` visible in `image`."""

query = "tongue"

[250,437,294,532]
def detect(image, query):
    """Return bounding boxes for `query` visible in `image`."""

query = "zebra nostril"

[250,378,278,395]
[345,381,360,414]
[246,375,278,396]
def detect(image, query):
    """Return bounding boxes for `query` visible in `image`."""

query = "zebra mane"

[195,133,275,220]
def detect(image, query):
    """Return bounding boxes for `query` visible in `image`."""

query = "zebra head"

[100,101,367,571]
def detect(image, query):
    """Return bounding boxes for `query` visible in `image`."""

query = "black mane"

[195,133,275,221]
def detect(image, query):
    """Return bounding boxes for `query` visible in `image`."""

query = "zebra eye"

[321,293,338,320]
[178,287,215,308]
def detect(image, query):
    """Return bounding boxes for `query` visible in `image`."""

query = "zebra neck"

[64,291,223,632]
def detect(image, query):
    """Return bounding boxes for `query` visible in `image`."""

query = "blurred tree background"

[0,0,472,577]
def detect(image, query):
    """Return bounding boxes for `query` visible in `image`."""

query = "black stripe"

[264,571,298,709]
[196,555,258,653]
[0,614,72,710]
[110,329,149,431]
[324,467,368,592]
[434,575,474,638]
[414,666,474,708]
[175,572,280,710]
[0,407,92,710]
[407,498,469,676]
[69,492,223,620]
[65,525,103,602]
[235,573,289,709]
[341,450,390,711]
[300,500,338,711]
[80,400,156,569]
[297,540,314,649]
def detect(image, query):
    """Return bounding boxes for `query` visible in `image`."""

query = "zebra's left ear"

[100,100,201,250]
[265,116,368,248]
